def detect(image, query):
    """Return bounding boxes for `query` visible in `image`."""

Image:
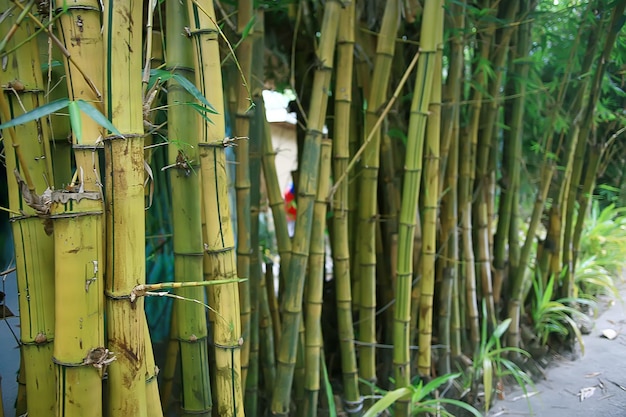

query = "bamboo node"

[82,347,116,369]
[34,332,47,344]
[342,397,364,414]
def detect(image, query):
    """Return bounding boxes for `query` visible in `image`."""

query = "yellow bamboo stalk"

[234,0,254,388]
[358,0,400,392]
[52,2,106,414]
[0,7,56,415]
[394,0,438,392]
[187,1,243,415]
[303,139,332,417]
[418,0,443,381]
[332,1,361,412]
[270,1,341,415]
[165,0,211,414]
[103,0,152,415]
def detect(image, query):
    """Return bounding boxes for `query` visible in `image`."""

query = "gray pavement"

[488,284,626,417]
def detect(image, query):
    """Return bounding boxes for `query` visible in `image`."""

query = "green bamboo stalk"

[543,8,605,287]
[270,2,341,414]
[187,1,243,415]
[165,0,211,414]
[261,261,277,394]
[439,130,460,369]
[244,93,264,417]
[466,0,496,327]
[244,6,265,413]
[331,1,361,412]
[0,7,56,415]
[234,0,254,387]
[261,99,291,297]
[358,0,400,392]
[439,0,465,363]
[159,308,179,413]
[495,1,533,319]
[103,0,151,415]
[394,3,441,412]
[476,2,518,306]
[507,1,592,349]
[565,1,625,294]
[417,0,444,380]
[303,139,332,417]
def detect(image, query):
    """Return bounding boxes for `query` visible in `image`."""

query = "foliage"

[464,304,533,412]
[574,201,626,300]
[361,373,481,417]
[530,273,596,354]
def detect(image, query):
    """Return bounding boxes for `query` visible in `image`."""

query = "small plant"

[465,303,534,412]
[531,273,596,354]
[362,373,481,417]
[574,201,626,300]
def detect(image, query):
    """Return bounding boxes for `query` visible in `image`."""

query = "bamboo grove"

[0,0,625,416]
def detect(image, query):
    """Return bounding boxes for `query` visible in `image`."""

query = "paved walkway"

[488,284,626,417]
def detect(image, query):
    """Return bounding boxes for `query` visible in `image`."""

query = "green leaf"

[76,100,124,138]
[241,16,256,39]
[172,73,217,113]
[0,98,69,131]
[483,358,493,411]
[68,100,82,144]
[362,387,412,417]
[321,355,337,417]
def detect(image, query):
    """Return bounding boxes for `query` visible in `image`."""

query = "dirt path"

[488,284,626,417]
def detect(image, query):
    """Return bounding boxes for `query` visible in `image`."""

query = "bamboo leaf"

[483,357,493,411]
[75,100,124,137]
[172,73,217,112]
[241,16,256,39]
[321,357,337,417]
[68,100,82,144]
[491,319,512,341]
[0,98,69,130]
[362,387,413,417]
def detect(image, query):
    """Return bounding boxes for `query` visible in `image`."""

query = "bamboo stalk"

[303,139,332,417]
[508,1,592,349]
[0,7,56,415]
[565,1,625,294]
[331,1,361,412]
[187,1,244,415]
[495,1,532,318]
[165,0,211,414]
[394,3,441,412]
[234,0,254,387]
[357,0,400,393]
[465,0,496,328]
[417,0,443,381]
[52,1,107,413]
[439,0,465,363]
[260,98,291,298]
[260,262,277,394]
[244,93,264,417]
[270,1,341,414]
[159,309,179,413]
[476,1,518,306]
[103,0,151,415]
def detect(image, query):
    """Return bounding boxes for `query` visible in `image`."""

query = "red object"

[284,183,297,220]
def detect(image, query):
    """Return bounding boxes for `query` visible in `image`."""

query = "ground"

[488,282,626,417]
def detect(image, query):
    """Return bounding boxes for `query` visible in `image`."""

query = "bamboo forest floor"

[488,277,626,417]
